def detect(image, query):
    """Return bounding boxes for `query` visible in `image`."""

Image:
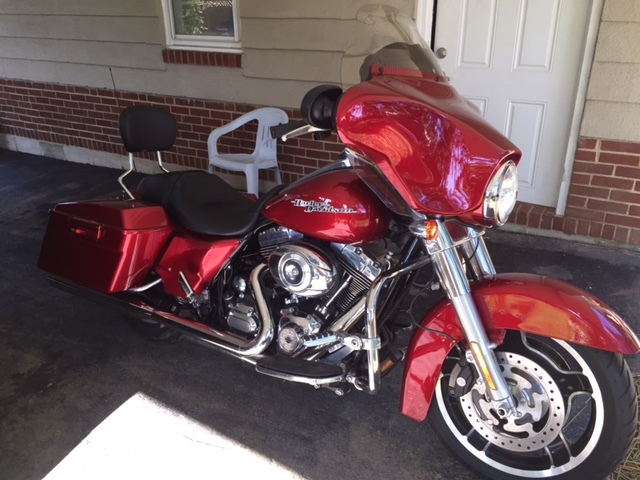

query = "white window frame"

[161,0,241,53]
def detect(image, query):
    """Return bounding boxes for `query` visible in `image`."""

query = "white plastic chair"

[207,107,288,196]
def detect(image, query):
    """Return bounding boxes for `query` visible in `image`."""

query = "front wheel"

[429,332,637,480]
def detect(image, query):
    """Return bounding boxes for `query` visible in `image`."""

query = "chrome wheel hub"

[460,351,565,452]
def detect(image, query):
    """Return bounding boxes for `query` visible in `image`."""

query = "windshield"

[341,4,444,86]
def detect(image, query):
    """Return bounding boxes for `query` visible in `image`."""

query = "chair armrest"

[207,112,259,158]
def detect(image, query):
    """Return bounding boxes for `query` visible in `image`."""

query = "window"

[161,0,241,53]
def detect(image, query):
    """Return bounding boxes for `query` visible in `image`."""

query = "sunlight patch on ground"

[44,393,306,480]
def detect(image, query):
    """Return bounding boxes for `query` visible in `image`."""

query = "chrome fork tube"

[459,228,496,281]
[423,221,515,412]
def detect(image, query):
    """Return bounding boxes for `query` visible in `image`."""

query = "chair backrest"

[238,108,288,163]
[119,106,178,153]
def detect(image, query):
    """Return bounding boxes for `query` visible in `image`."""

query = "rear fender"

[400,273,640,422]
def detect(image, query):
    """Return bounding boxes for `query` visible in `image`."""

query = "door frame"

[415,0,604,215]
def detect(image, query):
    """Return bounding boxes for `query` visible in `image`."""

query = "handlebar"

[270,120,307,140]
[270,121,329,142]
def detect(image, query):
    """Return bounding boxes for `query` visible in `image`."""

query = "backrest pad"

[119,106,178,153]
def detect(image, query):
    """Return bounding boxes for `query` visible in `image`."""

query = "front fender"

[400,273,640,422]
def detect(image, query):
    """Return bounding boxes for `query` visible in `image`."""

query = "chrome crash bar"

[364,254,432,393]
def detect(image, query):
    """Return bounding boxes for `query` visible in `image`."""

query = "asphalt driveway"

[1,149,638,480]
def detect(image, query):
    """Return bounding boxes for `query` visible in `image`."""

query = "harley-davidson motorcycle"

[38,5,639,479]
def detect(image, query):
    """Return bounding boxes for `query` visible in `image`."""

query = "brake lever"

[281,125,328,142]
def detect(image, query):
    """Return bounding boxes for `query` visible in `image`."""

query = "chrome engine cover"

[277,308,322,355]
[268,243,337,298]
[331,243,384,281]
[226,298,259,334]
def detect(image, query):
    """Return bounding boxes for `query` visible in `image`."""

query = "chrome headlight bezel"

[483,160,518,227]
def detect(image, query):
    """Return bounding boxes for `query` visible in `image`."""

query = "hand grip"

[269,120,308,140]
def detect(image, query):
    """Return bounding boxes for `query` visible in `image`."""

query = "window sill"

[162,49,242,68]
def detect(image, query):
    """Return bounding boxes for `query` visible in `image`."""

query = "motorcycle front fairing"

[337,72,520,220]
[400,273,640,421]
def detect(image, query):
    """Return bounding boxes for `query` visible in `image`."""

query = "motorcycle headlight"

[483,160,518,227]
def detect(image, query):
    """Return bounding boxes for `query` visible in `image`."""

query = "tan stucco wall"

[0,0,414,109]
[4,1,639,141]
[240,0,413,85]
[581,0,640,142]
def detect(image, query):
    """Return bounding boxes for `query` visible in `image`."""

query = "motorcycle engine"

[267,243,338,298]
[220,227,393,349]
[259,227,392,356]
[224,275,260,335]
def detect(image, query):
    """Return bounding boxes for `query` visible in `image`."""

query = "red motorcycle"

[38,5,639,479]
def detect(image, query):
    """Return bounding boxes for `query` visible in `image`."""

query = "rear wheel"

[429,332,637,479]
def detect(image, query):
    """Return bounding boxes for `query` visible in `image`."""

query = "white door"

[422,0,592,207]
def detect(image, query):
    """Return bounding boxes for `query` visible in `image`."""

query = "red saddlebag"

[38,200,174,293]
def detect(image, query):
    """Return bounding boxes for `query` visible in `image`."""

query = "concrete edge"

[501,222,640,253]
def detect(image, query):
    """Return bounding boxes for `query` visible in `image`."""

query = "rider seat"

[137,171,283,236]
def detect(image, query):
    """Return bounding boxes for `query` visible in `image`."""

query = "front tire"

[429,332,637,480]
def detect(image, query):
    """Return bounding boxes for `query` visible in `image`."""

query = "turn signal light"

[425,220,439,241]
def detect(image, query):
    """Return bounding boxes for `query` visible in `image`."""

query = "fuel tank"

[262,169,391,244]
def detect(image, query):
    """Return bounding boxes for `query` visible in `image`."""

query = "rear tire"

[428,332,637,480]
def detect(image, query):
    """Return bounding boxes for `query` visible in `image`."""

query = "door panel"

[466,97,488,117]
[458,0,497,68]
[427,0,592,207]
[514,0,561,71]
[506,101,545,187]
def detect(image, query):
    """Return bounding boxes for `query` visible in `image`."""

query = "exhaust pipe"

[48,264,274,358]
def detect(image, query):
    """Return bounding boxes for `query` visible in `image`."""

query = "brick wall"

[2,78,640,248]
[0,78,343,186]
[510,137,640,247]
